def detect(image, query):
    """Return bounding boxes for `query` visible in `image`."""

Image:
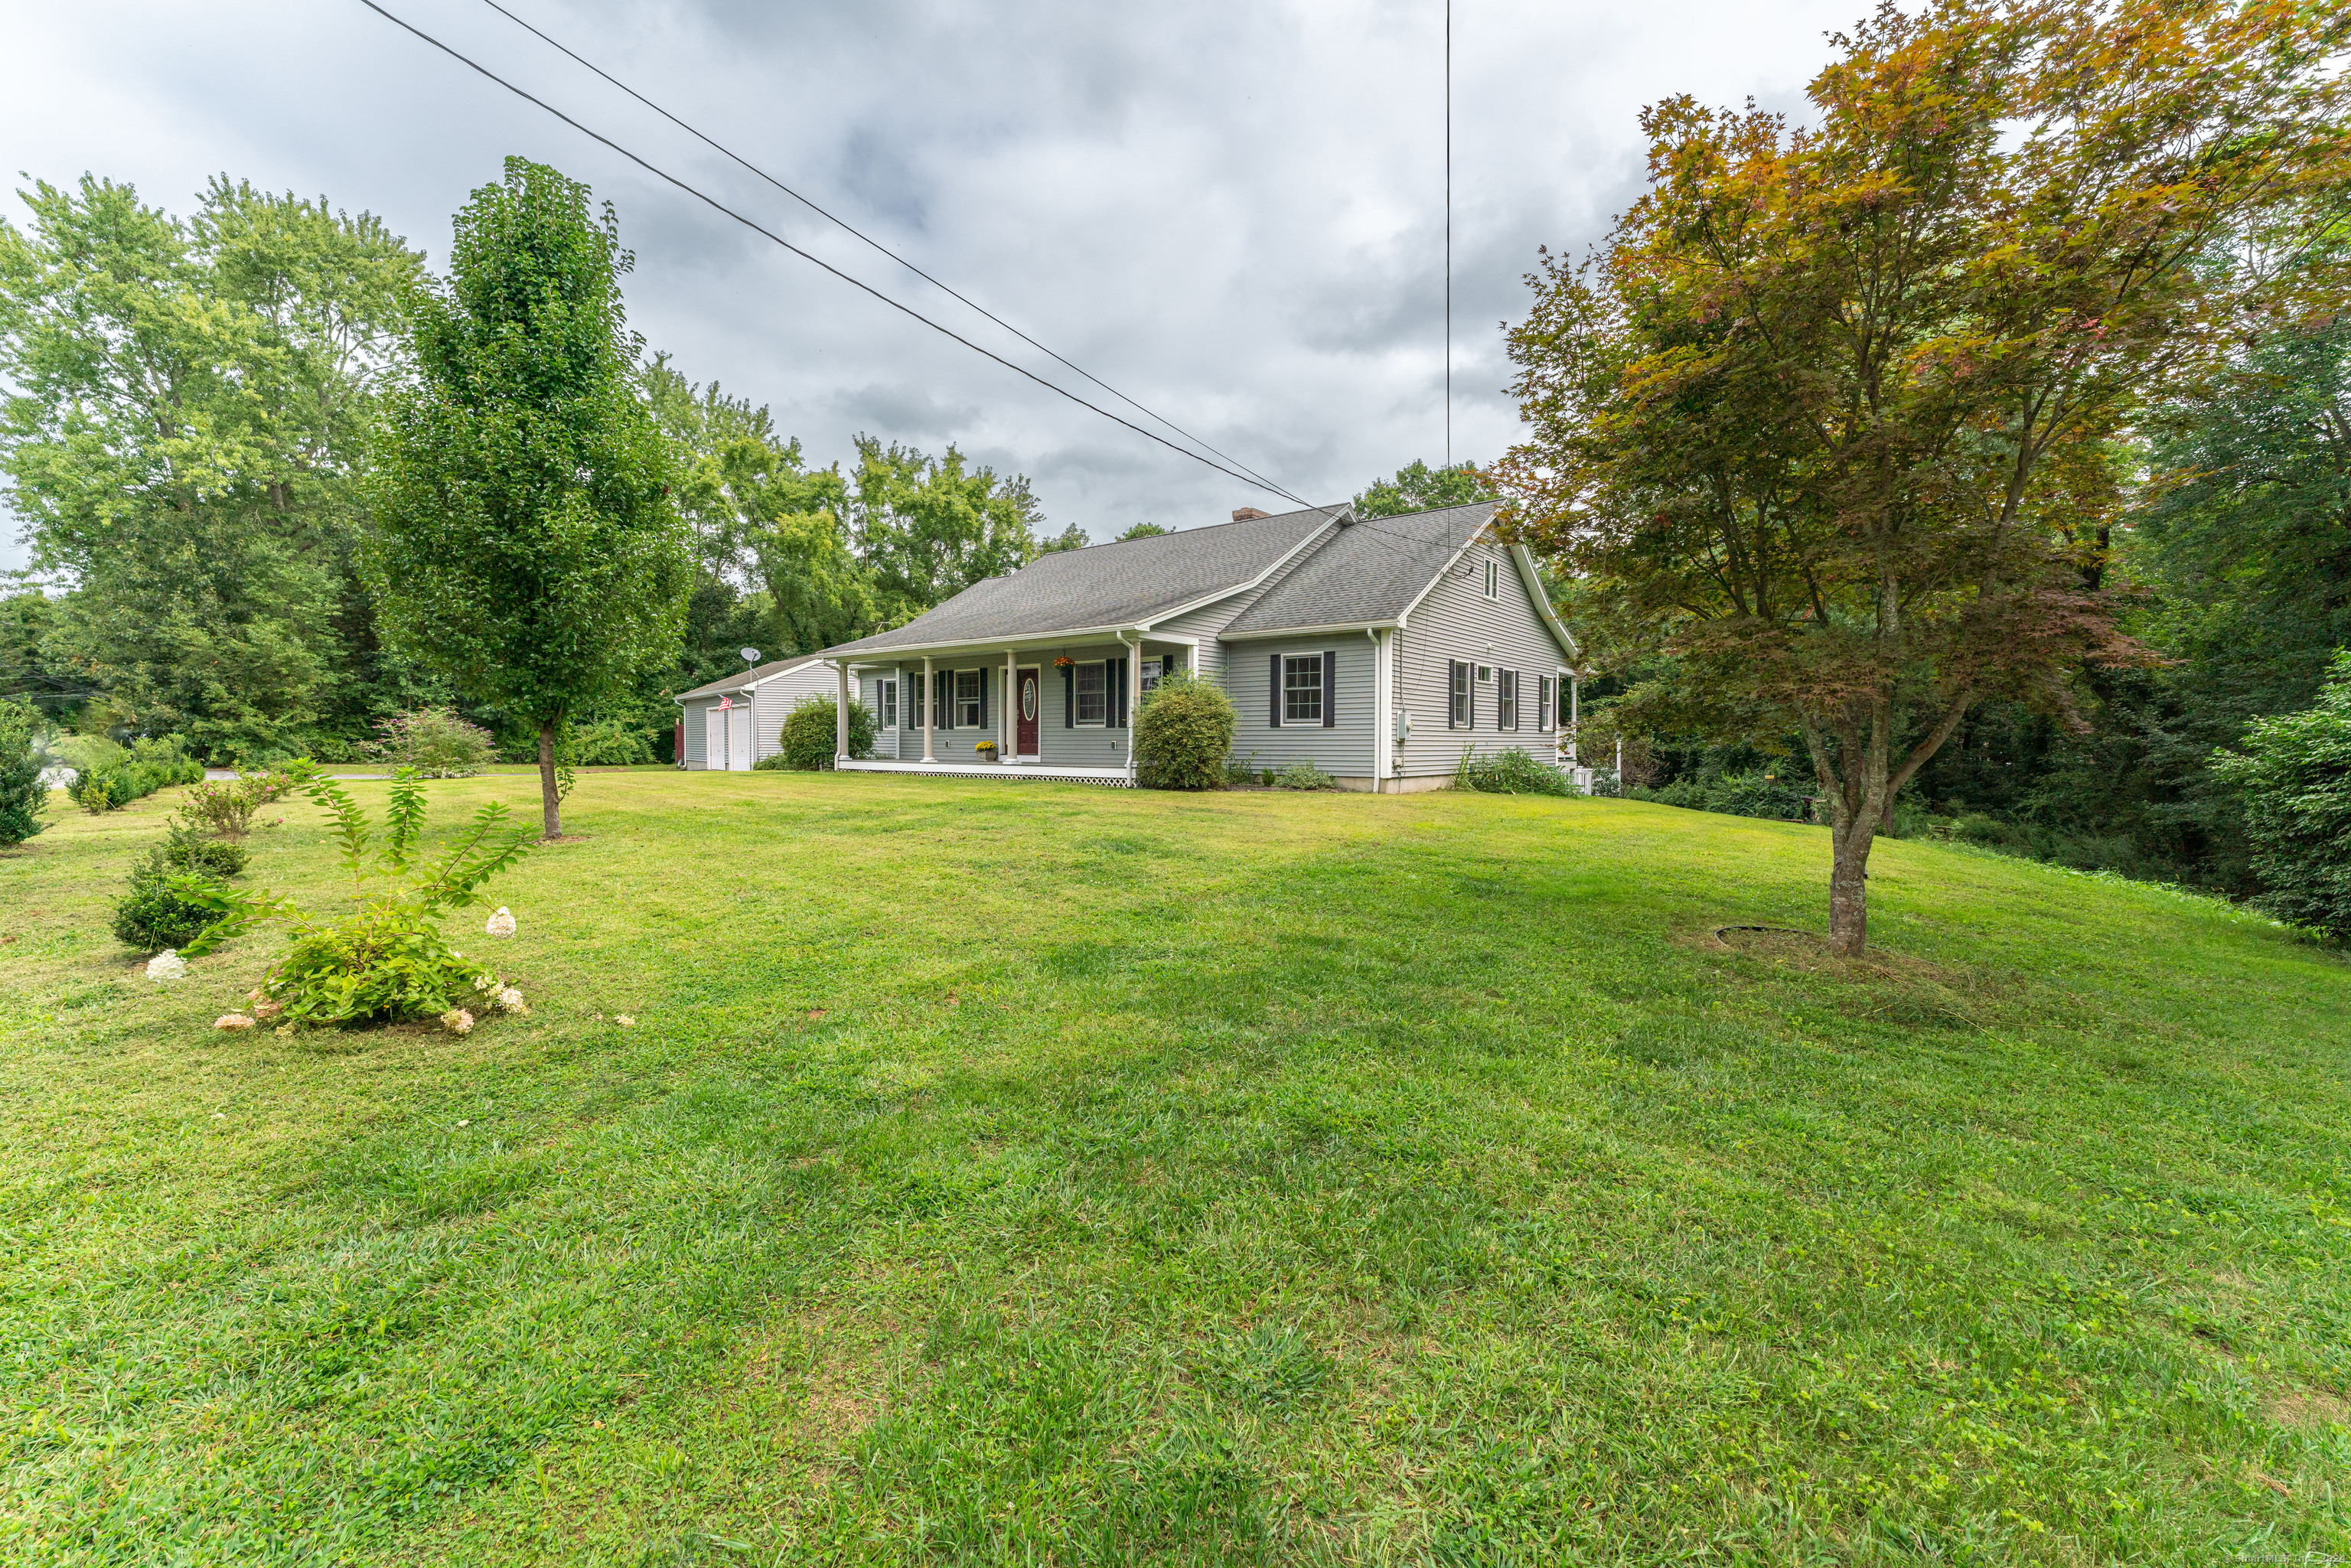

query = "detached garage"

[672,656,836,770]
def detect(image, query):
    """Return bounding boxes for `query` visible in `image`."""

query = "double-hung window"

[1536,675,1553,732]
[1498,669,1518,730]
[1140,655,1168,697]
[876,677,898,730]
[954,670,983,728]
[1483,557,1501,598]
[1282,654,1323,725]
[1074,661,1107,725]
[1448,660,1471,728]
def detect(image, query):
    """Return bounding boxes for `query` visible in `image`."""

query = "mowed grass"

[5,771,2349,1566]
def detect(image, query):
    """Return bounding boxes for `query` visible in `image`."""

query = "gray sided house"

[673,655,838,770]
[789,500,1579,790]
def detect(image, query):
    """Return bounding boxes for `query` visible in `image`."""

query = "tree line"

[0,169,1052,770]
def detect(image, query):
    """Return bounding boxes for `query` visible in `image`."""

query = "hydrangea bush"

[179,771,534,1029]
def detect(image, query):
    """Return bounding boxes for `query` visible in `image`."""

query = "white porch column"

[1120,634,1142,781]
[834,662,850,763]
[1568,671,1580,767]
[921,656,935,763]
[1003,650,1016,759]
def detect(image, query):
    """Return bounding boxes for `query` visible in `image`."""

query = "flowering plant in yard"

[176,771,533,1029]
[974,740,996,754]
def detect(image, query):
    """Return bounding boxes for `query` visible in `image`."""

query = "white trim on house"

[1219,618,1400,642]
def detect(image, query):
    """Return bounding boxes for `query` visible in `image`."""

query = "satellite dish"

[739,647,760,665]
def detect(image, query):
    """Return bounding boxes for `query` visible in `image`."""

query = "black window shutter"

[1114,657,1127,729]
[978,666,989,730]
[939,670,951,731]
[1446,660,1458,729]
[1270,654,1283,728]
[1322,648,1337,728]
[1063,663,1074,727]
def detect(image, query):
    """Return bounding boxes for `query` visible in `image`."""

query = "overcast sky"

[2,0,1863,569]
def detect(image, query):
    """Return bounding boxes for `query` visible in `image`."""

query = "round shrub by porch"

[1134,671,1235,791]
[775,696,876,771]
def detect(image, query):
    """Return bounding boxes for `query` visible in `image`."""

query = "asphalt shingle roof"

[673,654,822,703]
[1221,501,1495,636]
[818,505,1339,657]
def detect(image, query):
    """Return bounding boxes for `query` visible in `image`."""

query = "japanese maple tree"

[1498,0,2349,952]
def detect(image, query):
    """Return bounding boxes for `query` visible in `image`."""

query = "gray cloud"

[0,0,1864,571]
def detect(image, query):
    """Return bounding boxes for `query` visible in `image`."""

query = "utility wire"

[354,1,1507,570]
[471,0,1302,507]
[353,0,1318,510]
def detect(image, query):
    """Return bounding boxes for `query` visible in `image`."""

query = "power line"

[351,0,1319,510]
[470,0,1303,508]
[353,0,1508,570]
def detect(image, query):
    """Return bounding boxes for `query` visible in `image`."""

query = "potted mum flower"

[974,740,999,763]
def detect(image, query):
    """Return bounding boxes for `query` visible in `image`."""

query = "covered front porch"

[827,632,1195,784]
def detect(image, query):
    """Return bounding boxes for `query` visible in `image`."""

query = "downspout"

[1367,627,1384,793]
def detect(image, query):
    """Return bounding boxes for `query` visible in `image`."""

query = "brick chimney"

[1231,507,1270,522]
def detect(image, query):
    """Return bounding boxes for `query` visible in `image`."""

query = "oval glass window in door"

[1022,682,1037,721]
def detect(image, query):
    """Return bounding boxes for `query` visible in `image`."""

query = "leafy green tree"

[849,437,1042,621]
[1114,521,1169,542]
[366,159,690,838]
[1354,460,1490,518]
[0,176,425,758]
[0,697,46,847]
[2212,650,2351,937]
[1499,0,2348,954]
[1037,523,1088,555]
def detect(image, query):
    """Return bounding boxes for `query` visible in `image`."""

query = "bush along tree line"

[109,765,315,952]
[0,165,1060,773]
[1500,0,2351,952]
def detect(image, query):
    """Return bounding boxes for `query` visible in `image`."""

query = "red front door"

[1016,667,1041,757]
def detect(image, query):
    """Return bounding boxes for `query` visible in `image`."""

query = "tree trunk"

[1828,815,1875,955]
[536,722,562,840]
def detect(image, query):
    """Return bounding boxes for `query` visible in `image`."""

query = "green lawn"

[6,771,2347,1564]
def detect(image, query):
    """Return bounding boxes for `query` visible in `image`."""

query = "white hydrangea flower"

[214,1013,255,1031]
[146,950,187,983]
[484,907,517,939]
[439,1008,476,1036]
[253,998,283,1022]
[495,986,527,1015]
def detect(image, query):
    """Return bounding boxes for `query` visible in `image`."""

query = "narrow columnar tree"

[1499,0,2349,953]
[366,159,689,837]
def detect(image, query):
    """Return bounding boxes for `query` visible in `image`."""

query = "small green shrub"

[1221,751,1261,787]
[112,821,249,951]
[113,856,230,952]
[1135,672,1237,791]
[364,708,496,777]
[183,777,262,837]
[0,699,48,848]
[778,696,876,771]
[1457,747,1573,797]
[2212,647,2351,938]
[1272,758,1335,791]
[177,772,534,1029]
[562,718,654,766]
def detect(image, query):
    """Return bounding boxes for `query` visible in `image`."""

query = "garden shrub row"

[67,738,204,813]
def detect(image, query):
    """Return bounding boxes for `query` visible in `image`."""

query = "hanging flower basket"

[1052,655,1074,670]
